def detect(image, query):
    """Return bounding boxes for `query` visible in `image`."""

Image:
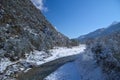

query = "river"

[45,62,81,80]
[17,54,79,80]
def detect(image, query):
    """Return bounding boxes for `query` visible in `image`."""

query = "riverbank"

[17,54,79,80]
[0,45,85,80]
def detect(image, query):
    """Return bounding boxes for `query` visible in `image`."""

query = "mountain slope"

[77,22,120,43]
[0,0,73,60]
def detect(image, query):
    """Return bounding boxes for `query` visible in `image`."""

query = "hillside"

[0,0,74,61]
[77,22,120,43]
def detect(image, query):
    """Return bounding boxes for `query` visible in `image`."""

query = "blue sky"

[32,0,120,38]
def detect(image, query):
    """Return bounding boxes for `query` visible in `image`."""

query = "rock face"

[0,0,72,60]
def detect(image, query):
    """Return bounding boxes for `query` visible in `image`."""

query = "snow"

[23,26,38,36]
[0,44,105,80]
[0,58,12,73]
[45,49,106,80]
[26,51,48,65]
[0,45,86,74]
[24,68,32,73]
[26,45,86,65]
[0,58,21,74]
[76,53,105,80]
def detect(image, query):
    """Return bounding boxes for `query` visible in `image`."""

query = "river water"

[45,62,81,80]
[45,52,105,80]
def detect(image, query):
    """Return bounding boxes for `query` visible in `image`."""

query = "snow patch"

[26,45,86,65]
[0,58,12,73]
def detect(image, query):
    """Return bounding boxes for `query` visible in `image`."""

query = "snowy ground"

[0,58,12,73]
[0,45,86,74]
[45,49,106,80]
[26,45,86,65]
[76,51,106,80]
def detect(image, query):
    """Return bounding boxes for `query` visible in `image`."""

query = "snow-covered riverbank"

[45,48,106,80]
[26,45,86,65]
[0,45,86,80]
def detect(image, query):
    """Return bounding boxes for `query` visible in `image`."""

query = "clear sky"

[33,0,120,38]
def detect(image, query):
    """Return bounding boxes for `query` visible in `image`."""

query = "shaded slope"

[0,0,72,60]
